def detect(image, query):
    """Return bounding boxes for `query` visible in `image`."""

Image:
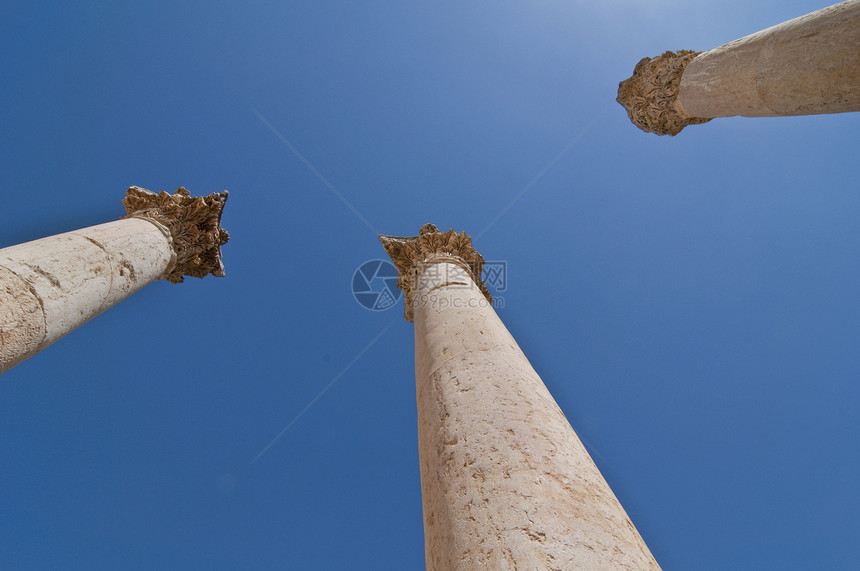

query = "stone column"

[617,0,860,135]
[0,186,229,374]
[380,224,659,570]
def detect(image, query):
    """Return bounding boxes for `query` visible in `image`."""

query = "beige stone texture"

[0,265,45,372]
[0,218,173,373]
[380,222,659,569]
[412,262,659,570]
[677,0,860,118]
[379,219,659,571]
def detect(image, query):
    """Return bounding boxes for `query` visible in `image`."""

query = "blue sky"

[1,1,858,568]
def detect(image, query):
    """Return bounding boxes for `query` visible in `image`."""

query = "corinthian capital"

[379,223,492,322]
[122,186,230,283]
[617,50,712,136]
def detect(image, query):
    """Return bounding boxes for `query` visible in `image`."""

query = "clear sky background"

[1,1,858,569]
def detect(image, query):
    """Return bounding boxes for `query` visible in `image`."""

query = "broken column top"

[122,186,230,283]
[379,223,491,322]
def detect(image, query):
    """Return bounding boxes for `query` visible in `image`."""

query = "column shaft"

[0,186,229,374]
[412,261,659,570]
[0,218,173,373]
[677,0,860,118]
[617,0,860,134]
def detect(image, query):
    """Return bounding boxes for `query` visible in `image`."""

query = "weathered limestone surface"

[0,265,45,371]
[618,0,860,135]
[0,187,229,374]
[0,218,173,372]
[381,226,659,570]
[677,0,860,118]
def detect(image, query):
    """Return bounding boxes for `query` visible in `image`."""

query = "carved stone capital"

[379,223,492,322]
[122,186,230,283]
[617,50,712,136]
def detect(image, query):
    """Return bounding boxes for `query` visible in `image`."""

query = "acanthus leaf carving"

[379,223,492,322]
[122,186,229,284]
[617,50,712,136]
